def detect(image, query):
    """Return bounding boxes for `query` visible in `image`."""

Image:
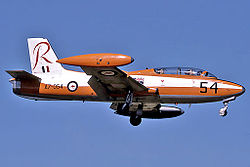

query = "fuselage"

[11,68,245,104]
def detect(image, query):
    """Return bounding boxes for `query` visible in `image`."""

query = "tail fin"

[27,38,65,76]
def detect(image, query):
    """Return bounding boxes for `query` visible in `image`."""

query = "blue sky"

[0,0,250,166]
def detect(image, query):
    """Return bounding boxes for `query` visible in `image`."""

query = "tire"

[130,116,142,126]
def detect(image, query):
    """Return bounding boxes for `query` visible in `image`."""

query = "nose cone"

[220,80,245,97]
[238,86,245,96]
[233,84,245,97]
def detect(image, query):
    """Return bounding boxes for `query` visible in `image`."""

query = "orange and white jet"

[6,38,245,126]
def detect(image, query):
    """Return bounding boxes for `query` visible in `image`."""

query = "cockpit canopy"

[154,67,216,78]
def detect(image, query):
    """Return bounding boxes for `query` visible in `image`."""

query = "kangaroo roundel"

[67,81,78,92]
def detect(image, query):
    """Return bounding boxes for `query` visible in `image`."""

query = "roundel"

[99,70,116,76]
[67,81,78,92]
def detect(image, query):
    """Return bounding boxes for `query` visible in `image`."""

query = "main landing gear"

[130,104,143,126]
[122,90,133,111]
[130,115,142,126]
[122,90,143,126]
[219,96,236,117]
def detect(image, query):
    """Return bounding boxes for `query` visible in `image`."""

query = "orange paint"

[39,83,97,96]
[156,87,242,96]
[38,83,242,97]
[57,53,133,67]
[127,69,156,75]
[128,69,242,88]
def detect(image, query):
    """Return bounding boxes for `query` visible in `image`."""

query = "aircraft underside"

[16,91,233,103]
[15,90,241,126]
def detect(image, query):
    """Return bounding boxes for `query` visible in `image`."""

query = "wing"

[81,66,148,100]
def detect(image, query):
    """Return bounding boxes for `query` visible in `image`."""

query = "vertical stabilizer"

[27,38,65,76]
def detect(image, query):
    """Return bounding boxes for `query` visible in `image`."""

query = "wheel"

[117,103,129,113]
[130,116,142,126]
[221,110,228,117]
[219,107,228,117]
[117,103,124,111]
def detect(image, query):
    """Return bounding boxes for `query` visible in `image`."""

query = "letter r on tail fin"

[27,38,64,76]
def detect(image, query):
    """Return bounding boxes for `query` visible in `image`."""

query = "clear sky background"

[0,0,249,166]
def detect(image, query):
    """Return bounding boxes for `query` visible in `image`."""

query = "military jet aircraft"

[6,38,245,126]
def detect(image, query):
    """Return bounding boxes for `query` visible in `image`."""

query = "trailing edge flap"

[81,66,148,94]
[6,70,41,81]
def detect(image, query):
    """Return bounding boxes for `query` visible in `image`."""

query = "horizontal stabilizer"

[6,70,41,81]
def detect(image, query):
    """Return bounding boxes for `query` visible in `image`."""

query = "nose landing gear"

[219,96,236,117]
[219,102,228,117]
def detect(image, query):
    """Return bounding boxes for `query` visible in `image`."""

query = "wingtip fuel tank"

[57,53,134,67]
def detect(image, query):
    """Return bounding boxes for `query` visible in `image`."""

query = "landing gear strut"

[122,90,133,112]
[121,90,143,126]
[219,96,236,117]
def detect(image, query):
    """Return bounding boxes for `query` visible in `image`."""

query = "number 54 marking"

[200,82,218,94]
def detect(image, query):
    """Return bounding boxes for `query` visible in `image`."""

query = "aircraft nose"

[223,81,245,97]
[239,86,245,96]
[235,85,245,97]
